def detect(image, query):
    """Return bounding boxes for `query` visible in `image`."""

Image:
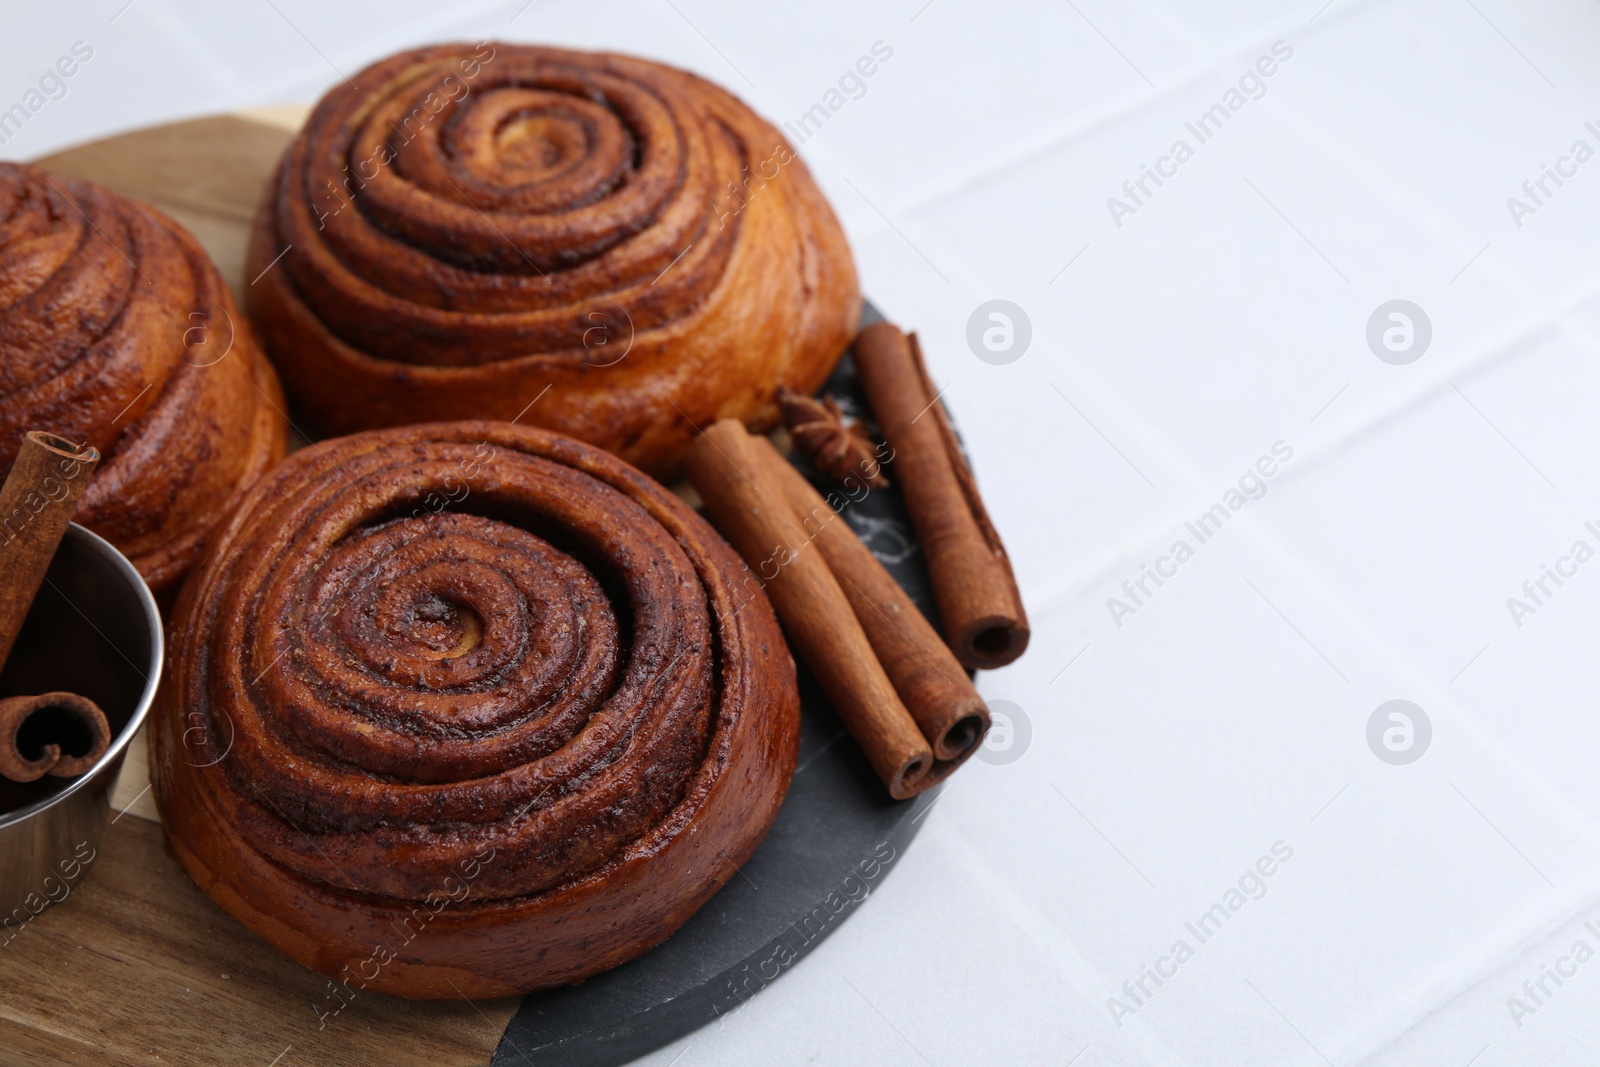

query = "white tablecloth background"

[8,1,1600,1064]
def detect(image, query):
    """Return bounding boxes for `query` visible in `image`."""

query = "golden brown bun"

[151,420,799,998]
[0,163,287,591]
[245,42,860,477]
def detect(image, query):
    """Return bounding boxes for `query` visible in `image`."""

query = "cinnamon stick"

[0,692,112,783]
[750,436,990,769]
[853,323,1029,670]
[686,420,934,799]
[0,431,101,669]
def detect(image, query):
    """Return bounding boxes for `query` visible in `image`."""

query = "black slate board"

[493,303,947,1067]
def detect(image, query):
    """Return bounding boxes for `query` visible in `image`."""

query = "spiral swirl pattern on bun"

[245,42,860,475]
[151,421,799,998]
[0,163,287,590]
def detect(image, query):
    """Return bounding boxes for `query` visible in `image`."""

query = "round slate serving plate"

[493,303,949,1067]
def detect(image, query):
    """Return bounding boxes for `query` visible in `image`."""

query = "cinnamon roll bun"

[0,163,287,591]
[151,421,799,998]
[245,42,860,476]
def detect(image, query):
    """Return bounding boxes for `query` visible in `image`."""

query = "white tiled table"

[9,2,1600,1063]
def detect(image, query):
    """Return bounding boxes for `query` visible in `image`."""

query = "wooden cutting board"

[0,111,520,1067]
[9,112,945,1067]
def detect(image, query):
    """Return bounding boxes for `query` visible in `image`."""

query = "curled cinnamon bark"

[752,437,989,765]
[686,419,936,799]
[0,163,288,591]
[0,692,111,783]
[246,42,860,476]
[152,421,798,998]
[0,431,98,669]
[853,324,1030,670]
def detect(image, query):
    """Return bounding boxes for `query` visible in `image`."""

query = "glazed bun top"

[247,42,860,476]
[0,162,285,590]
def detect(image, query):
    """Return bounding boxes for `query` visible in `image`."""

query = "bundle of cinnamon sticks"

[686,321,1028,799]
